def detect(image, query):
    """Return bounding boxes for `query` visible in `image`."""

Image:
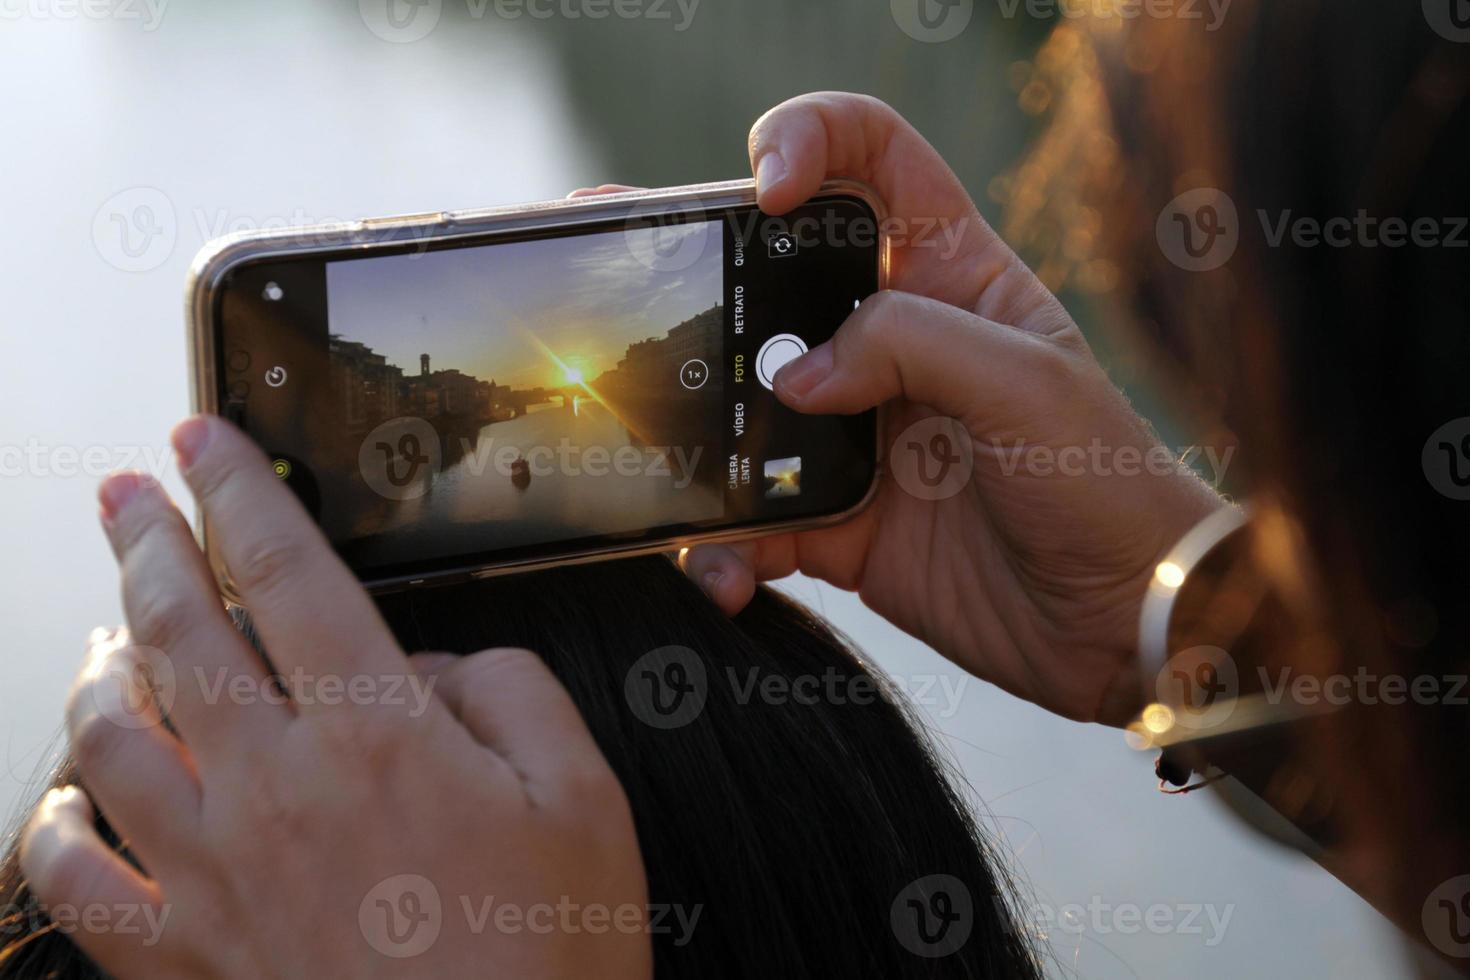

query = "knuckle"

[459,646,545,692]
[850,290,905,344]
[234,765,309,841]
[845,91,896,119]
[865,288,905,320]
[69,704,125,773]
[1031,331,1089,390]
[30,841,104,903]
[127,584,196,651]
[815,91,904,137]
[113,502,182,558]
[1050,324,1092,359]
[236,729,361,839]
[313,710,404,770]
[230,532,305,599]
[185,444,239,508]
[554,759,626,810]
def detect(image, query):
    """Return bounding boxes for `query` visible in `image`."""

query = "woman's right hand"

[680,92,1226,726]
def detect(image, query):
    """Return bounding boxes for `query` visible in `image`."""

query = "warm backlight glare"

[1155,561,1186,590]
[1141,702,1176,734]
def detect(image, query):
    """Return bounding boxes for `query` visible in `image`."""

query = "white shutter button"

[755,334,808,391]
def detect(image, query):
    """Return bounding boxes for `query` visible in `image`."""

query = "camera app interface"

[218,198,879,582]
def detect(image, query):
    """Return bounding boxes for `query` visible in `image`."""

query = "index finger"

[171,414,405,681]
[748,92,1012,309]
[747,93,972,219]
[748,93,1075,351]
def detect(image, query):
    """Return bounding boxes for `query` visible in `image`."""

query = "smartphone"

[187,179,886,596]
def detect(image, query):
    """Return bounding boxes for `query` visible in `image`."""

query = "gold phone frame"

[186,178,890,598]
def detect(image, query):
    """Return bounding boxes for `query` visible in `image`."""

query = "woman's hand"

[676,92,1226,725]
[19,417,651,978]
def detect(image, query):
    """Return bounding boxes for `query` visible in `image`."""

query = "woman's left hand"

[19,416,652,979]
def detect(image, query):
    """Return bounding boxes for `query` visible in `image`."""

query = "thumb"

[772,290,1085,426]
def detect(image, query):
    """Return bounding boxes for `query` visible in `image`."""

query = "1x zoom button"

[679,359,709,390]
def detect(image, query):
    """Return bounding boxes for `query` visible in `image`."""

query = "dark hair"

[1002,0,1470,945]
[0,556,1040,978]
[1115,1,1470,938]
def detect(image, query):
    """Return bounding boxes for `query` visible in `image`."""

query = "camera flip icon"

[767,232,798,259]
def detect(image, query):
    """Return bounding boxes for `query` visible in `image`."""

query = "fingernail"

[171,416,211,470]
[83,664,133,724]
[98,472,149,521]
[85,626,127,662]
[49,785,85,809]
[702,571,725,597]
[773,343,834,402]
[756,152,788,198]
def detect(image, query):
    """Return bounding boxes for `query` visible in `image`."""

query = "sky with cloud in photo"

[326,221,722,390]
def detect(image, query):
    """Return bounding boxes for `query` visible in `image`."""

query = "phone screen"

[212,196,879,586]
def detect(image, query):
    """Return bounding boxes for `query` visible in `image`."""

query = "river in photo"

[356,399,722,561]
